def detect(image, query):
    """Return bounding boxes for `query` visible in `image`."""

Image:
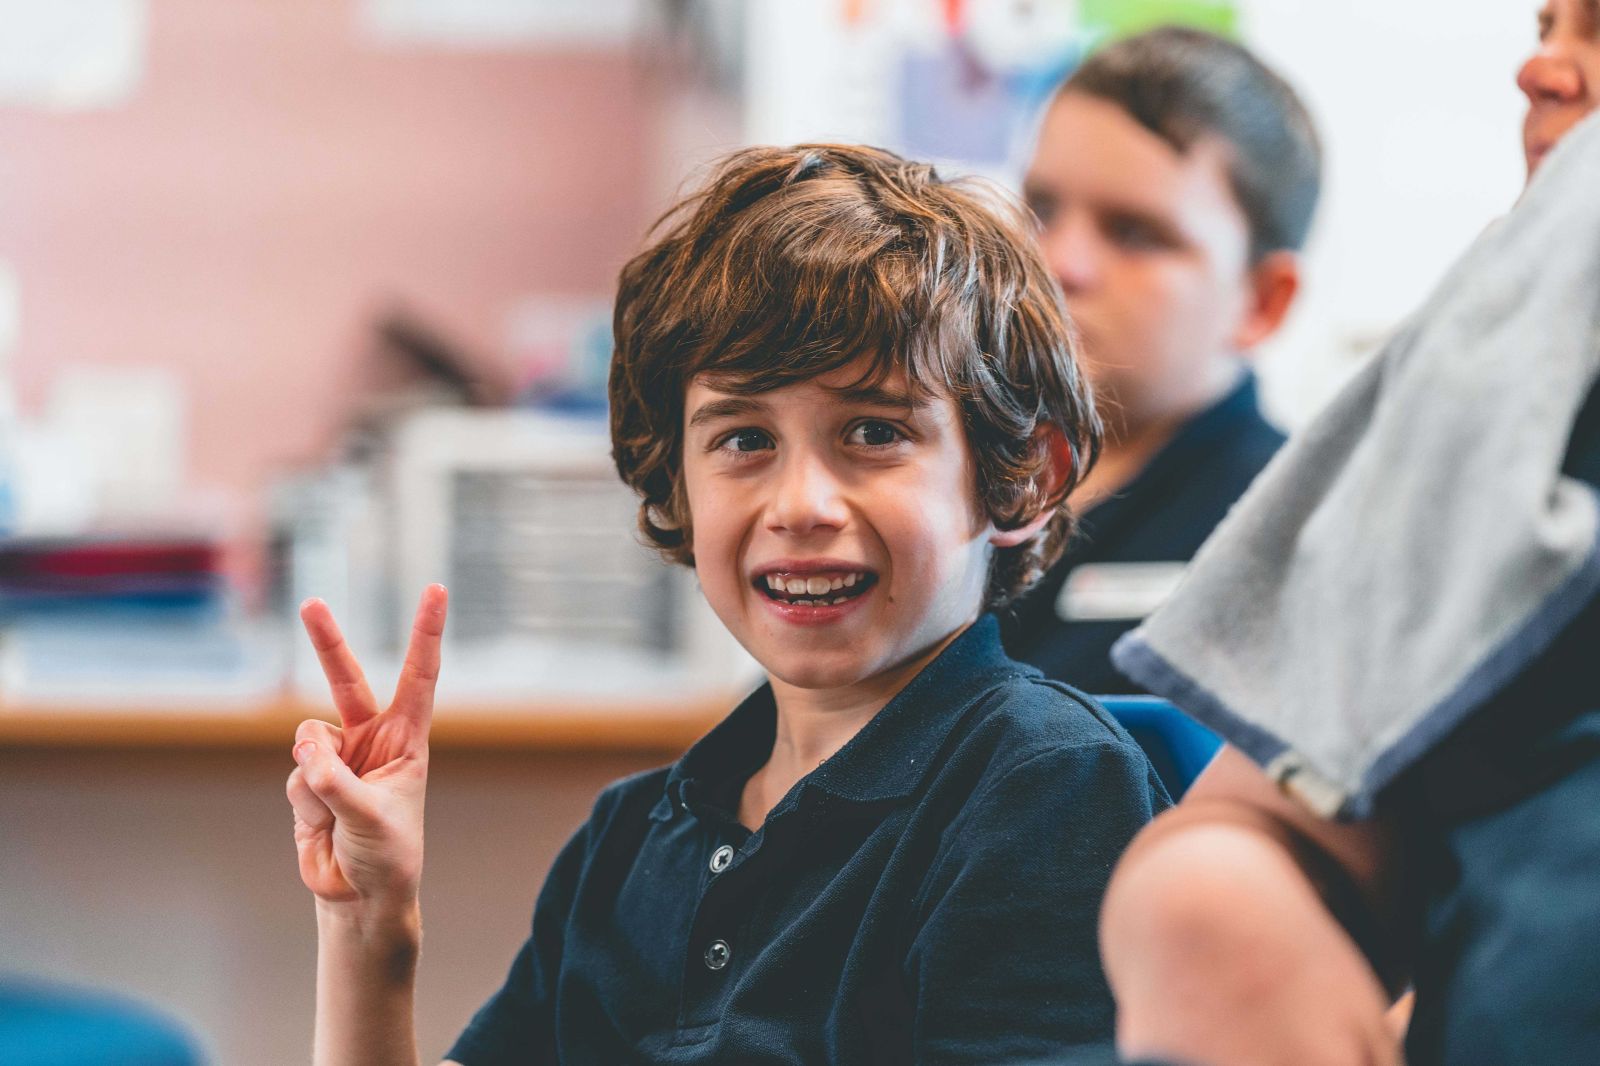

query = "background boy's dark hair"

[609,143,1101,609]
[1064,25,1322,262]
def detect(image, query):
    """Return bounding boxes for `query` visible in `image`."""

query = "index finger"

[391,583,448,728]
[300,597,380,729]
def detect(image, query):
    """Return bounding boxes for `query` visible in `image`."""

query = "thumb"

[293,737,366,822]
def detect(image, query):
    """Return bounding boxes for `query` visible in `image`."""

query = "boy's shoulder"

[969,668,1142,749]
[919,669,1170,866]
[947,667,1158,788]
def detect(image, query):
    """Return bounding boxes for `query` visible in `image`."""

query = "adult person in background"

[1004,26,1320,694]
[1100,1,1600,1063]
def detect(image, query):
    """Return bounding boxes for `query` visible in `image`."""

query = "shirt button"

[709,845,735,874]
[704,939,731,971]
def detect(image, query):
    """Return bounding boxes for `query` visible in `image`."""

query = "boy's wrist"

[316,897,423,977]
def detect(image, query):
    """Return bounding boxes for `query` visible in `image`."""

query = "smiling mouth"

[755,570,877,607]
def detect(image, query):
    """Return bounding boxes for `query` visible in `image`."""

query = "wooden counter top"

[0,695,732,753]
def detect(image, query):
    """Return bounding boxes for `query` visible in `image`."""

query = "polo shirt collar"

[655,615,1028,819]
[1082,370,1264,533]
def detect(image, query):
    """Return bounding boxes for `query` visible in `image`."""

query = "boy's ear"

[989,424,1073,548]
[1231,250,1302,352]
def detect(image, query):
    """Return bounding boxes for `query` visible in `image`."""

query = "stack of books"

[0,535,285,705]
[0,535,222,618]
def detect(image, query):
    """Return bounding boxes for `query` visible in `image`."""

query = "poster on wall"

[746,0,1238,176]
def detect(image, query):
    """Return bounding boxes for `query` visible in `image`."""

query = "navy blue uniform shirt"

[1003,374,1284,695]
[446,615,1169,1065]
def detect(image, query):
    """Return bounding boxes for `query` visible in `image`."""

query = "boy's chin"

[762,653,876,693]
[755,629,954,697]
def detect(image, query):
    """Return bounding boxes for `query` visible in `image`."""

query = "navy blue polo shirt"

[446,615,1169,1065]
[1003,374,1284,695]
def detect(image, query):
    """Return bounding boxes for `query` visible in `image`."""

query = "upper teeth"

[766,571,866,594]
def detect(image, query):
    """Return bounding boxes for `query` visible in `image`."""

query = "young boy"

[1099,3,1600,1064]
[285,143,1169,1065]
[1005,27,1320,694]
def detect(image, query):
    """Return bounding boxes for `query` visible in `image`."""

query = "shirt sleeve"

[904,740,1165,1064]
[442,820,592,1066]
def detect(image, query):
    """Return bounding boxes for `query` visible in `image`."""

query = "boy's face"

[1023,92,1258,436]
[680,362,998,698]
[1519,0,1600,177]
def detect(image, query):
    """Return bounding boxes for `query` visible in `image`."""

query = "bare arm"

[1099,745,1412,1066]
[313,900,423,1066]
[285,586,448,1066]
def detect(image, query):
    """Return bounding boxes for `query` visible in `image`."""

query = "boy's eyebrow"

[687,396,768,427]
[831,383,924,410]
[687,384,923,427]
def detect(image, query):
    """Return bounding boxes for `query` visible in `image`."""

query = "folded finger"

[286,766,335,832]
[294,717,343,752]
[300,597,380,728]
[393,584,448,730]
[292,734,367,823]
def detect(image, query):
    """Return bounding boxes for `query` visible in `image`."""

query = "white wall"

[1244,0,1534,424]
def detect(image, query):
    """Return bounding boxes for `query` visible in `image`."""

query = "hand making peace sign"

[286,585,448,909]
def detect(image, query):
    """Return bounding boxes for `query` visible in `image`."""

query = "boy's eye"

[716,427,773,454]
[1103,214,1172,252]
[1024,193,1056,230]
[846,420,905,447]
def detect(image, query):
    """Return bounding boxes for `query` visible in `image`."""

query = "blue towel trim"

[1109,632,1289,780]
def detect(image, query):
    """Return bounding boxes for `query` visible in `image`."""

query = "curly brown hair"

[609,143,1099,609]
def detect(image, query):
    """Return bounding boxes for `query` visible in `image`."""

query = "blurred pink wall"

[0,0,652,504]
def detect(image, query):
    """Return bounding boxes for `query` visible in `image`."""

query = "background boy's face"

[1023,92,1256,435]
[1519,0,1600,176]
[679,363,996,697]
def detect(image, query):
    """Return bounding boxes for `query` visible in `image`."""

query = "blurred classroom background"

[0,0,1531,1062]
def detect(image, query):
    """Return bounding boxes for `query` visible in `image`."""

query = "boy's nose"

[765,453,850,536]
[1043,216,1103,296]
[1518,46,1586,105]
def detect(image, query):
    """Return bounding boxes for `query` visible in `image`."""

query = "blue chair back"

[1096,696,1222,800]
[0,978,202,1066]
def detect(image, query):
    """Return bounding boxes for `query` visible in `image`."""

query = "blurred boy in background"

[1005,27,1320,694]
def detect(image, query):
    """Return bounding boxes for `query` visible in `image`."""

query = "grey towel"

[1111,109,1600,819]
